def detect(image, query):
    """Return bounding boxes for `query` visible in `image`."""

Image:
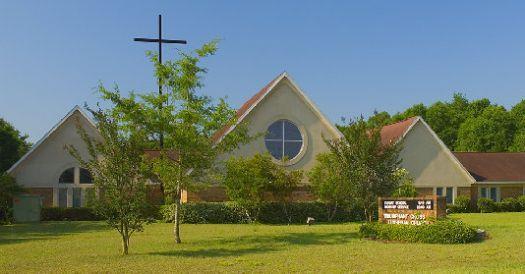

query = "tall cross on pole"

[134,14,187,148]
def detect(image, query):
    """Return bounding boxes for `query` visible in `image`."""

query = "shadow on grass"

[149,231,359,258]
[0,221,107,245]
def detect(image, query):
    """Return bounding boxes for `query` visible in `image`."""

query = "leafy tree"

[0,173,24,224]
[264,158,303,224]
[391,103,427,122]
[308,153,350,221]
[456,105,515,152]
[0,118,31,172]
[391,168,417,197]
[67,108,151,255]
[325,117,402,222]
[223,153,301,222]
[367,110,391,128]
[98,41,248,243]
[510,100,525,151]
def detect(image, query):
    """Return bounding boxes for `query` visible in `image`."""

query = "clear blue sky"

[2,1,525,142]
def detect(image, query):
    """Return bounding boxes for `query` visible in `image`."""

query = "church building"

[8,72,525,207]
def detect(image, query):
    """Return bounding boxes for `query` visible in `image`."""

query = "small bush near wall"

[498,198,522,212]
[477,198,497,213]
[447,196,471,213]
[41,208,102,221]
[160,202,366,224]
[359,219,479,244]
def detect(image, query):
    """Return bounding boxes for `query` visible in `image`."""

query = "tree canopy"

[0,118,30,172]
[364,94,525,152]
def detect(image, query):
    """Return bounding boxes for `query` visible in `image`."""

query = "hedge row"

[41,205,160,221]
[160,202,366,224]
[447,195,525,213]
[359,219,479,244]
[41,207,102,221]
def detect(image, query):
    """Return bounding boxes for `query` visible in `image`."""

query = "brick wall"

[26,188,53,207]
[501,186,524,199]
[457,187,471,198]
[416,187,433,196]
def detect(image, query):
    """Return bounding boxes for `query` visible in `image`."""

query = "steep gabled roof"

[453,152,525,182]
[379,117,419,146]
[212,72,343,143]
[7,106,97,174]
[380,116,476,184]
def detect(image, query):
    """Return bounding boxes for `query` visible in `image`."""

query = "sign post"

[378,196,446,225]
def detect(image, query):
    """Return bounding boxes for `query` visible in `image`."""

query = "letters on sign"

[378,196,446,225]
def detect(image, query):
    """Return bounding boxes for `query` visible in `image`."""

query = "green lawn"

[1,213,525,273]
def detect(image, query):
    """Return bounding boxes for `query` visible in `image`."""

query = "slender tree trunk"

[173,184,182,244]
[121,225,129,255]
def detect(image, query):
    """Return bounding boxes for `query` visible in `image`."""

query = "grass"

[1,213,525,273]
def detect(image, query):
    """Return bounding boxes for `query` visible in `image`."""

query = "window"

[73,188,82,208]
[79,168,93,184]
[264,120,303,161]
[436,187,454,204]
[58,188,68,208]
[436,187,443,197]
[446,187,454,204]
[59,168,75,184]
[480,187,499,202]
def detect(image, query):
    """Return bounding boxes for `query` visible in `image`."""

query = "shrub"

[42,206,160,221]
[161,202,366,224]
[518,196,525,211]
[41,207,102,221]
[477,198,497,213]
[447,196,471,213]
[359,219,479,244]
[498,198,521,212]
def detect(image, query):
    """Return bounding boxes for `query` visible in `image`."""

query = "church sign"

[378,196,446,225]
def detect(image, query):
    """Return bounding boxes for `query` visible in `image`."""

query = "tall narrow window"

[58,188,68,208]
[490,187,498,201]
[445,187,454,204]
[73,188,82,208]
[264,120,303,161]
[436,187,443,197]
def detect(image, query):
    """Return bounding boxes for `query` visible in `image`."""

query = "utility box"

[13,194,42,223]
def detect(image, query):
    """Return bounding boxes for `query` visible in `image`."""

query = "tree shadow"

[149,231,359,258]
[0,221,107,245]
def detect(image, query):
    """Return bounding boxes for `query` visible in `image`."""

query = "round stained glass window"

[264,119,303,161]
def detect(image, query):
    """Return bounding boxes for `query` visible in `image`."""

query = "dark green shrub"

[518,196,525,211]
[498,198,521,212]
[447,196,471,213]
[41,207,102,221]
[161,202,366,224]
[477,198,496,213]
[359,219,479,244]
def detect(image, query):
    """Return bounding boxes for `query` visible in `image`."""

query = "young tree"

[308,153,350,221]
[0,118,31,172]
[98,41,248,243]
[223,153,302,222]
[0,173,24,224]
[223,153,275,221]
[326,117,402,222]
[391,168,417,197]
[67,109,151,255]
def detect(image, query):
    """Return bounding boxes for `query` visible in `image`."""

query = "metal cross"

[134,14,187,148]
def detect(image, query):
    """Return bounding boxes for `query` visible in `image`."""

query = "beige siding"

[223,79,339,184]
[9,110,99,189]
[400,121,472,188]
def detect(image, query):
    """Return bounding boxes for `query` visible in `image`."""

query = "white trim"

[7,106,97,174]
[416,118,477,184]
[214,72,344,144]
[474,181,525,185]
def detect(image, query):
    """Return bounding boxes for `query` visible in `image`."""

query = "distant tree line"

[363,93,525,152]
